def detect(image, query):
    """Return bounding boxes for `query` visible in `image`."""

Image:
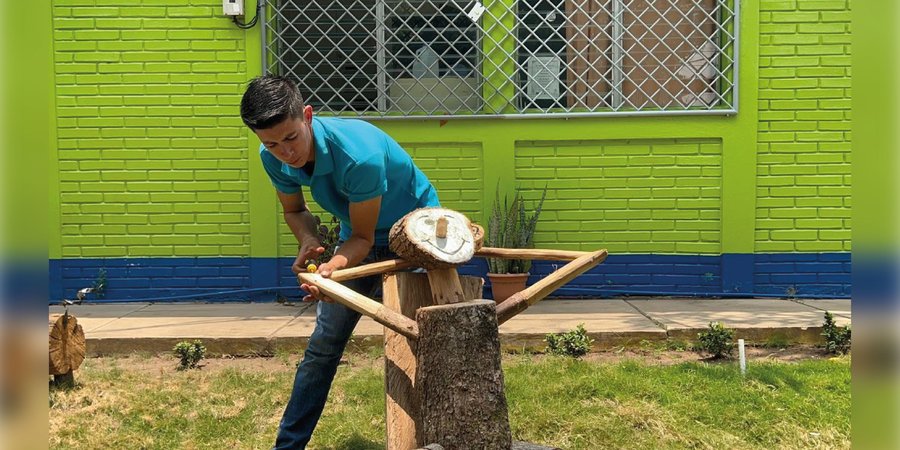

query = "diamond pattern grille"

[262,0,738,117]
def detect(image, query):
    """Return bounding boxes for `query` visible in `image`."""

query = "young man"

[240,75,439,449]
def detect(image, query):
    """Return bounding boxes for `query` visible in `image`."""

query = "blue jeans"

[273,245,394,450]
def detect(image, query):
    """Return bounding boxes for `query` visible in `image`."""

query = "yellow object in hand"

[307,263,317,273]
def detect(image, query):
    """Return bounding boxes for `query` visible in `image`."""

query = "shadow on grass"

[321,433,384,450]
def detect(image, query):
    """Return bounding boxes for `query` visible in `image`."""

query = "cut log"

[48,313,86,376]
[416,300,511,450]
[390,208,477,268]
[384,273,483,450]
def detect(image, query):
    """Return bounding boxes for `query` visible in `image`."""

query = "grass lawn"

[49,350,849,449]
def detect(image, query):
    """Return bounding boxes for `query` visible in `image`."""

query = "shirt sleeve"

[344,154,387,202]
[259,147,301,194]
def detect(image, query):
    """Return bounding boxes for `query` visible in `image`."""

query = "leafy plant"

[822,312,851,355]
[173,340,206,370]
[314,214,342,264]
[92,268,107,299]
[486,184,548,274]
[545,324,593,358]
[697,322,735,359]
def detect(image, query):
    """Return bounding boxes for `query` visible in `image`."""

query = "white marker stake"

[738,339,746,375]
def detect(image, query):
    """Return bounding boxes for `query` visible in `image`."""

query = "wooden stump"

[383,273,483,450]
[389,208,479,268]
[416,300,511,450]
[49,313,86,386]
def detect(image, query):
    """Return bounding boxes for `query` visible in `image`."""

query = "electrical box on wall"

[223,0,244,16]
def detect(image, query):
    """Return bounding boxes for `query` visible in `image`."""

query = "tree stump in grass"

[49,313,85,387]
[416,300,511,450]
[383,273,484,450]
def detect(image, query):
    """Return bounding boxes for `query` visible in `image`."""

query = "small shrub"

[822,312,851,355]
[697,322,735,359]
[545,324,593,358]
[173,340,206,370]
[314,214,341,264]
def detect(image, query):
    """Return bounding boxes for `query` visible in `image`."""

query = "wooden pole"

[475,247,591,261]
[329,258,417,282]
[495,249,608,325]
[298,273,419,339]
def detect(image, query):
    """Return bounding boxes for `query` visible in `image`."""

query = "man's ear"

[303,105,313,123]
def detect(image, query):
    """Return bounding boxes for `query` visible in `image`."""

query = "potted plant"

[485,184,547,303]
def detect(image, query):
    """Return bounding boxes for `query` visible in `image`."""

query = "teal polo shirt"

[259,117,440,246]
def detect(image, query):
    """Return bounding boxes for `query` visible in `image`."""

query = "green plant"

[173,340,206,370]
[697,322,735,359]
[486,184,548,274]
[92,268,107,299]
[314,214,341,264]
[545,324,593,357]
[822,312,851,355]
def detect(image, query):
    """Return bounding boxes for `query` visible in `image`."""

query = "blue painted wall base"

[48,253,851,303]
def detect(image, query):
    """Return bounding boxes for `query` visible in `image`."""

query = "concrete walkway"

[48,298,851,356]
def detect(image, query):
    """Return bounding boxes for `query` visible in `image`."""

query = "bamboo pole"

[329,259,417,282]
[298,273,419,339]
[495,249,608,325]
[475,247,591,261]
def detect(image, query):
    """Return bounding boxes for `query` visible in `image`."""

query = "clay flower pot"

[486,273,529,303]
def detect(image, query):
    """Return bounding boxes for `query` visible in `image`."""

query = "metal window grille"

[262,0,738,118]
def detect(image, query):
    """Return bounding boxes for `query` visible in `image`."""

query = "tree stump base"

[416,300,511,450]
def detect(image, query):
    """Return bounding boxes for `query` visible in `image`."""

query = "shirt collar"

[280,117,334,182]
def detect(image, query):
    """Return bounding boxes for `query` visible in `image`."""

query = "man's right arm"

[276,190,325,274]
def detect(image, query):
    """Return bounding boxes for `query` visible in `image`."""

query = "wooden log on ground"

[384,273,483,450]
[496,249,608,325]
[416,300,511,450]
[390,208,478,268]
[49,313,86,384]
[298,273,419,339]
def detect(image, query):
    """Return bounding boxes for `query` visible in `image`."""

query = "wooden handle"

[476,247,591,261]
[495,249,608,325]
[299,273,419,339]
[329,259,418,282]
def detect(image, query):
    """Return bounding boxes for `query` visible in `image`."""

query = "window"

[263,0,737,117]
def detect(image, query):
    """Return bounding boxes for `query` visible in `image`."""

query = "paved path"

[48,298,850,356]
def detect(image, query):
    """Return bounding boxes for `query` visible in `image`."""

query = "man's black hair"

[240,75,305,130]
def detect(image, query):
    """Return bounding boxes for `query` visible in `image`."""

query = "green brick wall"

[53,0,250,258]
[50,0,851,262]
[756,0,851,252]
[516,140,722,254]
[275,143,484,256]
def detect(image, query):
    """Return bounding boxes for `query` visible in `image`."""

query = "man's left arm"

[316,196,381,277]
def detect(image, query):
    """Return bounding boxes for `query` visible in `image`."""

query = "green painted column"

[482,0,517,114]
[244,0,280,287]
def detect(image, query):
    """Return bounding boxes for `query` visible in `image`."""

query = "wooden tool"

[297,207,608,450]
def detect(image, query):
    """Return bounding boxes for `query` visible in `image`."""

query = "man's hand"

[299,261,342,303]
[292,237,324,275]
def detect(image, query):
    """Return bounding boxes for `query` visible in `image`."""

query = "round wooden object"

[49,313,86,376]
[389,208,478,268]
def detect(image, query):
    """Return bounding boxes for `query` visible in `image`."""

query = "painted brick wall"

[756,0,851,253]
[516,140,722,254]
[275,143,484,268]
[53,0,250,259]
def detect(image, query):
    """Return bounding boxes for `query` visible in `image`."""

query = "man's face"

[255,105,314,168]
